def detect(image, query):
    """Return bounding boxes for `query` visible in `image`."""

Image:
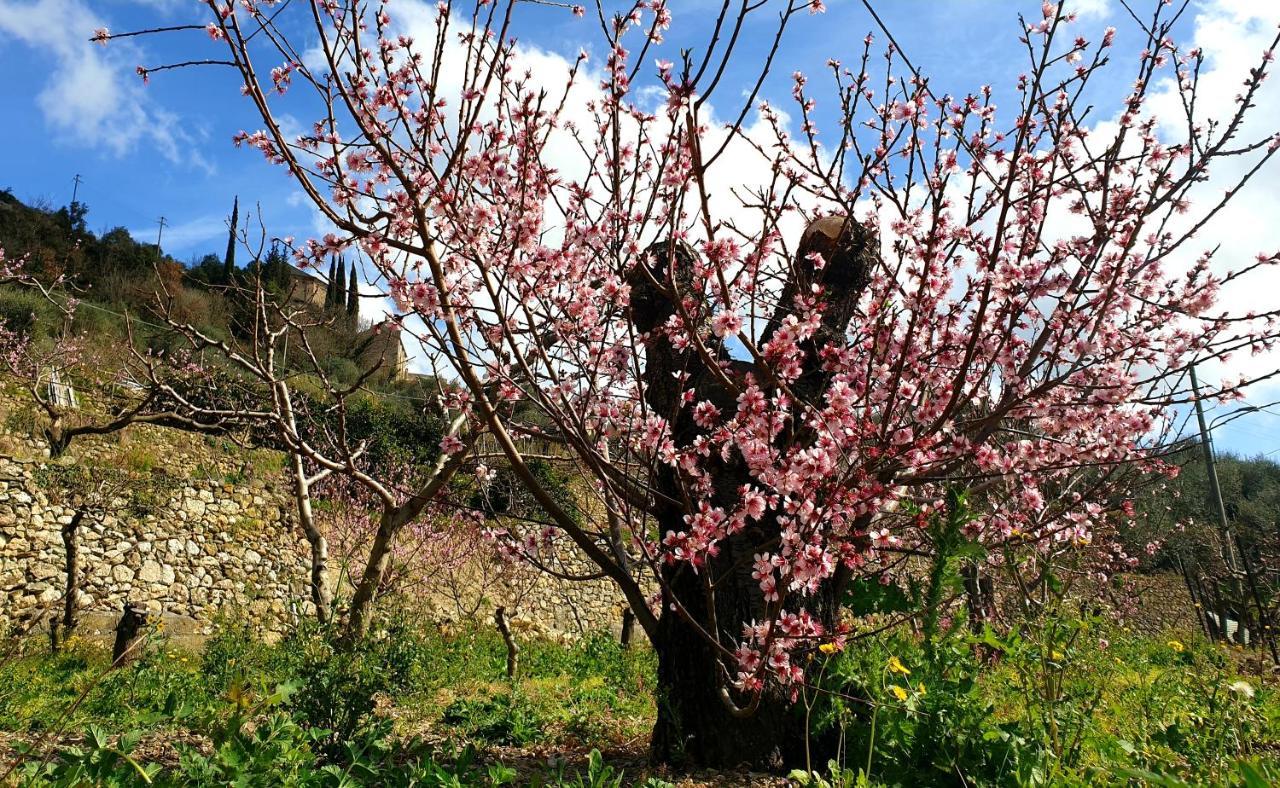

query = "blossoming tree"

[139,264,479,635]
[113,0,1280,767]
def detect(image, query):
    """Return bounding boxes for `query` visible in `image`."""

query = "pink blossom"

[712,310,744,338]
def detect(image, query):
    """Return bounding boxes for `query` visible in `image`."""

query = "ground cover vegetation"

[1,609,1279,786]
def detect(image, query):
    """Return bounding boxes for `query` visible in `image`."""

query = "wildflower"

[1168,639,1185,653]
[917,683,927,696]
[887,655,910,675]
[819,642,839,655]
[889,684,908,701]
[1229,680,1256,699]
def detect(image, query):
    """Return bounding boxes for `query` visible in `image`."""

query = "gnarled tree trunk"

[632,218,875,769]
[50,509,86,653]
[649,550,844,769]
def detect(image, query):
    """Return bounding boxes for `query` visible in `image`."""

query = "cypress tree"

[223,196,239,282]
[334,256,347,313]
[326,257,338,308]
[347,261,359,318]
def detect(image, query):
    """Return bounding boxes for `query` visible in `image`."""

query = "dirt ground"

[0,729,797,786]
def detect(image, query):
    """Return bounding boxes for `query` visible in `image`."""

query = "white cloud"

[0,0,209,170]
[128,213,228,256]
[1070,0,1111,20]
[1141,1,1280,398]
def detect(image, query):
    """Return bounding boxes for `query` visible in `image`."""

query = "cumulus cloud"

[1070,0,1111,20]
[1142,1,1280,395]
[0,0,209,170]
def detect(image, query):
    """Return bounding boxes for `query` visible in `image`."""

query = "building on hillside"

[279,265,327,309]
[355,320,407,381]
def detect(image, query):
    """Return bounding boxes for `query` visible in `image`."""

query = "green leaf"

[843,575,912,617]
[1240,762,1273,788]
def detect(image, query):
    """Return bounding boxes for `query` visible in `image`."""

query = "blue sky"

[0,0,1278,456]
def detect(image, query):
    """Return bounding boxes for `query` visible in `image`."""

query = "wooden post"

[1179,556,1212,640]
[112,601,150,665]
[621,608,635,649]
[1235,534,1280,665]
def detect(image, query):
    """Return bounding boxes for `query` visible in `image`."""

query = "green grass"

[3,615,1278,786]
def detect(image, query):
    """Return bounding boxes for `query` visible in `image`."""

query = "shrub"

[269,619,427,760]
[0,284,58,338]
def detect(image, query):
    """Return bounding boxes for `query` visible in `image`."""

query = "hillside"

[0,188,417,391]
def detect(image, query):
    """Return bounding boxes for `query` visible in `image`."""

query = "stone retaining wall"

[0,384,634,642]
[0,456,316,638]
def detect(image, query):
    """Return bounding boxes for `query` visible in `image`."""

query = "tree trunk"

[305,528,332,625]
[648,532,843,770]
[288,459,332,624]
[494,606,519,679]
[344,507,406,640]
[45,418,70,459]
[51,510,86,652]
[630,223,873,770]
[650,624,800,769]
[962,562,996,632]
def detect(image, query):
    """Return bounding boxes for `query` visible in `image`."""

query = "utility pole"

[1190,364,1239,573]
[155,216,168,255]
[66,174,85,242]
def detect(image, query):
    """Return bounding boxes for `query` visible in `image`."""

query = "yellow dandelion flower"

[819,643,839,655]
[889,684,908,701]
[1168,640,1185,653]
[887,655,911,675]
[917,683,927,696]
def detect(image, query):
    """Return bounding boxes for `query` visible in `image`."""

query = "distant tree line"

[0,187,371,386]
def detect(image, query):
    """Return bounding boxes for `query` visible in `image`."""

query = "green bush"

[810,617,1278,787]
[321,356,361,388]
[269,619,427,760]
[0,284,59,338]
[814,630,1033,787]
[19,683,517,787]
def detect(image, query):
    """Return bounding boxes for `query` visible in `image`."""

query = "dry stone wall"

[0,455,316,638]
[0,387,631,641]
